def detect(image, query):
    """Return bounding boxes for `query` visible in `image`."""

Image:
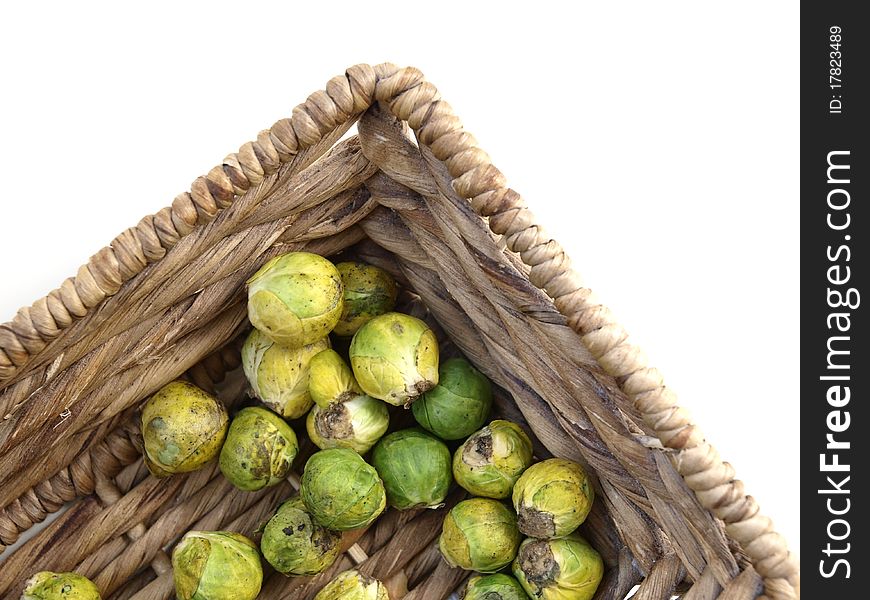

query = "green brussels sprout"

[171,531,263,600]
[219,407,299,491]
[141,380,229,477]
[260,496,342,576]
[246,252,344,348]
[512,534,603,600]
[309,349,363,408]
[371,428,452,510]
[313,569,389,600]
[512,458,594,539]
[412,357,492,440]
[306,395,390,454]
[333,262,399,337]
[301,448,386,530]
[461,573,527,600]
[22,572,101,600]
[452,420,533,499]
[242,328,329,419]
[349,312,439,406]
[439,498,521,573]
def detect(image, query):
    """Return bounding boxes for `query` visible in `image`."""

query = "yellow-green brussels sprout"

[171,531,263,600]
[260,496,342,576]
[453,420,533,499]
[371,428,452,510]
[306,395,390,454]
[512,535,604,600]
[412,357,492,440]
[313,569,389,600]
[333,262,398,337]
[439,498,521,573]
[301,448,386,530]
[242,328,329,419]
[309,349,363,408]
[512,458,594,539]
[141,380,229,477]
[246,252,344,348]
[349,312,439,406]
[219,407,298,491]
[461,573,527,600]
[22,572,101,600]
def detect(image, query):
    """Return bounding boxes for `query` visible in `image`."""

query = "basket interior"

[0,103,762,600]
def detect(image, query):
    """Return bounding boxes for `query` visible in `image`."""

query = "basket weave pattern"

[0,64,797,600]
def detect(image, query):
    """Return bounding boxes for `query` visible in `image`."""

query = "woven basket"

[0,64,798,600]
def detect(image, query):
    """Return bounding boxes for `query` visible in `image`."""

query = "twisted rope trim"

[0,63,798,599]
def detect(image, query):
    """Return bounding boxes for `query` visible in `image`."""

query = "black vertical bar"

[802,3,867,596]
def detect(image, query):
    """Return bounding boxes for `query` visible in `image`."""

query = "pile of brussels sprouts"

[21,252,604,600]
[443,437,603,600]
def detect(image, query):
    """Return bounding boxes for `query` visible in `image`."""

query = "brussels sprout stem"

[517,507,557,539]
[316,402,354,438]
[402,380,435,408]
[518,539,560,589]
[413,380,435,396]
[462,434,493,466]
[335,390,357,404]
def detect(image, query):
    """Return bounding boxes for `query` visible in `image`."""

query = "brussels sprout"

[512,458,594,539]
[306,395,390,454]
[512,535,603,600]
[172,531,262,600]
[453,420,533,499]
[439,498,521,573]
[461,573,527,600]
[141,380,229,477]
[247,252,344,348]
[22,572,101,600]
[313,569,389,600]
[260,496,342,576]
[371,428,452,510]
[412,357,492,440]
[333,262,398,337]
[219,407,299,491]
[242,328,329,419]
[301,448,386,530]
[349,312,439,406]
[309,349,363,408]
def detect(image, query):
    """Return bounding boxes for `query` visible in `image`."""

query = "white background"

[0,0,799,573]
